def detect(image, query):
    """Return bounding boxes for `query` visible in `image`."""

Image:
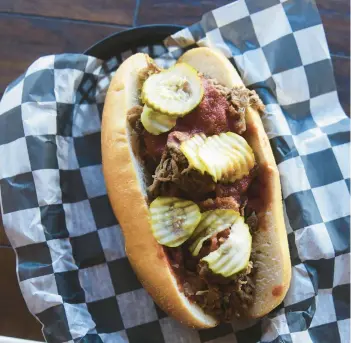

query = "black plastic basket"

[84,24,184,60]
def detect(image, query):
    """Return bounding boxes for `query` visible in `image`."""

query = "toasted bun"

[102,49,291,328]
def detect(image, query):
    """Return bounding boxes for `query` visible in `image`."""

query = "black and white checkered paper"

[0,0,349,342]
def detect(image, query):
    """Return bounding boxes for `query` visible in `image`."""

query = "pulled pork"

[164,190,260,321]
[148,132,259,205]
[144,128,259,321]
[197,260,255,320]
[198,228,231,259]
[148,131,215,200]
[215,165,258,198]
[127,105,160,176]
[127,105,143,134]
[199,197,240,212]
[137,61,161,89]
[141,77,265,160]
[198,165,258,215]
[130,70,264,321]
[206,78,265,135]
[166,218,257,321]
[126,105,144,159]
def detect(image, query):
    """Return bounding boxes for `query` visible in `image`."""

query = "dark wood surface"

[0,214,9,246]
[0,0,136,25]
[0,247,43,341]
[0,0,349,340]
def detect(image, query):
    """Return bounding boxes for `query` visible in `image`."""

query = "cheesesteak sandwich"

[102,47,291,328]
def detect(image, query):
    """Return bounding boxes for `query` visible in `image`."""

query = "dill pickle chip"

[198,132,255,183]
[180,133,207,174]
[201,217,252,278]
[180,132,255,183]
[150,197,201,247]
[219,132,255,182]
[141,63,204,117]
[141,105,177,135]
[189,209,240,256]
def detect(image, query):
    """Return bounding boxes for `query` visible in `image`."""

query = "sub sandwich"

[101,47,291,328]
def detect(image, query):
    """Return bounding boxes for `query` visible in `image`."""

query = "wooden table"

[0,0,349,340]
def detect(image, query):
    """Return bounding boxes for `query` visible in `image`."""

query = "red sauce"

[234,175,252,194]
[175,79,229,135]
[143,131,168,159]
[198,227,231,259]
[272,285,284,297]
[142,79,230,159]
[215,173,253,198]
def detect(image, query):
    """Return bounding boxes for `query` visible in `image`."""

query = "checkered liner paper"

[0,0,349,342]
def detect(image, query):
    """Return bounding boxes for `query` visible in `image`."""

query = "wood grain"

[0,14,124,98]
[332,56,350,115]
[317,0,350,56]
[0,248,43,340]
[0,214,10,246]
[137,0,230,26]
[0,0,136,26]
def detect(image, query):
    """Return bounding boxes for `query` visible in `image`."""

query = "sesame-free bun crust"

[102,49,291,328]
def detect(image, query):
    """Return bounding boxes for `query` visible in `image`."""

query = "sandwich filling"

[127,61,265,321]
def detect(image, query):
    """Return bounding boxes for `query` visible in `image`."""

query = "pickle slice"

[198,132,255,183]
[180,132,255,183]
[189,209,240,256]
[141,63,204,117]
[201,217,252,278]
[150,197,201,247]
[141,105,177,135]
[180,133,207,174]
[219,132,255,182]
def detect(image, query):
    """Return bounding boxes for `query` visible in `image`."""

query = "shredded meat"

[148,131,215,200]
[227,86,265,134]
[215,165,258,198]
[199,197,240,212]
[198,228,231,259]
[127,105,143,133]
[137,61,161,89]
[240,196,248,216]
[142,78,265,159]
[127,105,160,176]
[196,258,256,320]
[141,76,265,160]
[164,185,259,320]
[207,78,265,135]
[166,214,256,321]
[207,78,265,114]
[149,138,258,203]
[166,131,191,151]
[132,70,263,321]
[133,61,164,158]
[142,79,229,159]
[227,105,246,135]
[230,86,265,114]
[147,133,259,319]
